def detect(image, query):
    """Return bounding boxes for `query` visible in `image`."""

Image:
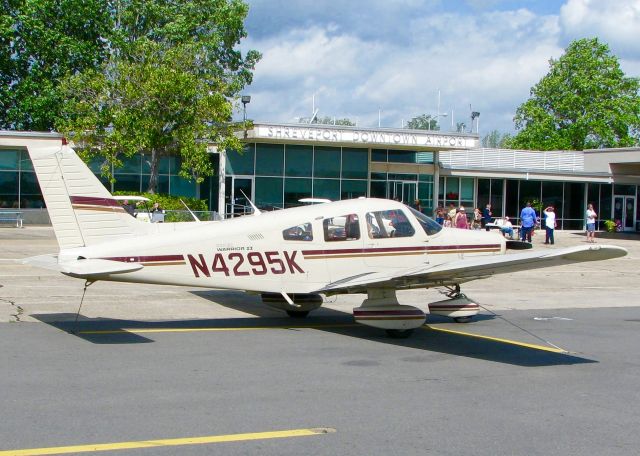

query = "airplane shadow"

[31,289,596,367]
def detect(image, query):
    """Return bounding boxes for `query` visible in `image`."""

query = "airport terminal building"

[1,125,640,231]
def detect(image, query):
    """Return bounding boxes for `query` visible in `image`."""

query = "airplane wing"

[314,244,627,293]
[22,255,143,278]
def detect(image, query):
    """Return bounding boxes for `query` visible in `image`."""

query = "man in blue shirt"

[520,202,537,242]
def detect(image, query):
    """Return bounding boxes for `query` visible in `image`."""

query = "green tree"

[56,0,260,193]
[0,0,112,130]
[482,130,513,148]
[298,116,355,126]
[406,114,440,131]
[512,38,640,150]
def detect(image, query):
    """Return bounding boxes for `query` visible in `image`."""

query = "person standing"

[586,203,597,243]
[471,208,482,230]
[520,202,537,243]
[482,203,492,231]
[543,205,556,245]
[454,206,469,229]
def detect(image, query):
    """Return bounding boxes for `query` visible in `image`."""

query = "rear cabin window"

[366,209,415,238]
[282,222,313,241]
[323,214,360,241]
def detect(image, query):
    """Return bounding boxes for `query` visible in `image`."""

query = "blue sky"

[238,0,640,137]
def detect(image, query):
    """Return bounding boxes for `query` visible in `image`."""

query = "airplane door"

[363,208,424,269]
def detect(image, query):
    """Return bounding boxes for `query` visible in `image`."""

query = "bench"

[0,211,23,228]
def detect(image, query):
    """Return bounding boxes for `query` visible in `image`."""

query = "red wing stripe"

[70,196,122,207]
[103,255,185,263]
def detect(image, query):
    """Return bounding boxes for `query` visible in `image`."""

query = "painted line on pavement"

[424,325,568,353]
[0,428,336,456]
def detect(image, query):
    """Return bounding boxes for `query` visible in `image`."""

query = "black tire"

[385,329,414,338]
[286,310,310,318]
[454,316,473,323]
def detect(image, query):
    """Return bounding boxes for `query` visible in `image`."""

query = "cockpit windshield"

[407,207,442,236]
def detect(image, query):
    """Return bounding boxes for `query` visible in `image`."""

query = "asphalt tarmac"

[1,227,640,455]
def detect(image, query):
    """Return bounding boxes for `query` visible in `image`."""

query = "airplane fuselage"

[59,199,506,294]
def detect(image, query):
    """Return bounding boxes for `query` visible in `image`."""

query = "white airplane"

[23,142,627,337]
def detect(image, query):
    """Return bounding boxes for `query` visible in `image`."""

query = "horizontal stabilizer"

[59,259,144,278]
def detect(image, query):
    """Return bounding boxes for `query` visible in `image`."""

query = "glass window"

[408,207,442,236]
[519,180,541,207]
[255,177,283,209]
[389,173,418,181]
[117,154,141,174]
[284,178,311,208]
[490,179,504,218]
[341,148,368,179]
[541,181,563,218]
[388,149,416,163]
[142,154,172,174]
[371,149,387,162]
[19,172,40,195]
[256,143,284,176]
[564,182,585,220]
[600,184,612,221]
[113,174,141,192]
[285,145,313,177]
[341,179,367,200]
[0,171,18,194]
[370,181,387,199]
[283,222,313,241]
[445,177,459,201]
[314,146,340,178]
[366,209,415,239]
[477,179,491,206]
[371,172,386,180]
[19,151,34,171]
[505,179,519,220]
[226,145,255,175]
[313,178,340,201]
[460,178,474,200]
[324,213,360,241]
[169,175,197,197]
[142,175,170,194]
[0,150,19,170]
[416,152,434,164]
[614,184,635,195]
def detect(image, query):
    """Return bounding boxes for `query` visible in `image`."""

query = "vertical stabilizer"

[27,144,146,249]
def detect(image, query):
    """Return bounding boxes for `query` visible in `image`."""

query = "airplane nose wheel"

[453,316,473,323]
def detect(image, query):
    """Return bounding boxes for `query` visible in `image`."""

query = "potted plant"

[603,220,616,232]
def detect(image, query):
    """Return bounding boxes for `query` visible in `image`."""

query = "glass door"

[389,181,417,204]
[225,176,254,217]
[613,196,636,231]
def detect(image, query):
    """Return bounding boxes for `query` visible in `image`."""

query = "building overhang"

[241,122,480,151]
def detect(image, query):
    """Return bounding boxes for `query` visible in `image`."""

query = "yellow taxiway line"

[79,323,567,354]
[424,325,568,353]
[0,428,335,456]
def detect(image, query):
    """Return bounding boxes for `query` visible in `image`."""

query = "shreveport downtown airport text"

[263,125,470,148]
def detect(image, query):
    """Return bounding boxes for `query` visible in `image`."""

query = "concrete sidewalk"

[1,226,638,322]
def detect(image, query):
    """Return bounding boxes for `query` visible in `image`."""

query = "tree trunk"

[147,149,159,194]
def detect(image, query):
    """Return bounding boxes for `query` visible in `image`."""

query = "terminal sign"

[254,124,477,149]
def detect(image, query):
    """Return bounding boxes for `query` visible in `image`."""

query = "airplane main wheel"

[385,329,414,339]
[454,316,473,323]
[286,310,310,318]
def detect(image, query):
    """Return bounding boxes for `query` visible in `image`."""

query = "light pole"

[241,95,251,138]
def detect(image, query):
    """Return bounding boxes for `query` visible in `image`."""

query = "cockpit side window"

[366,209,415,238]
[408,207,442,236]
[282,222,313,241]
[323,214,360,241]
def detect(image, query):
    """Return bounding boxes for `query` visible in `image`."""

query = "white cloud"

[559,0,640,58]
[241,1,639,135]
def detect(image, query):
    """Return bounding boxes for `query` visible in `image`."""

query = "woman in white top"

[586,203,597,243]
[543,206,556,245]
